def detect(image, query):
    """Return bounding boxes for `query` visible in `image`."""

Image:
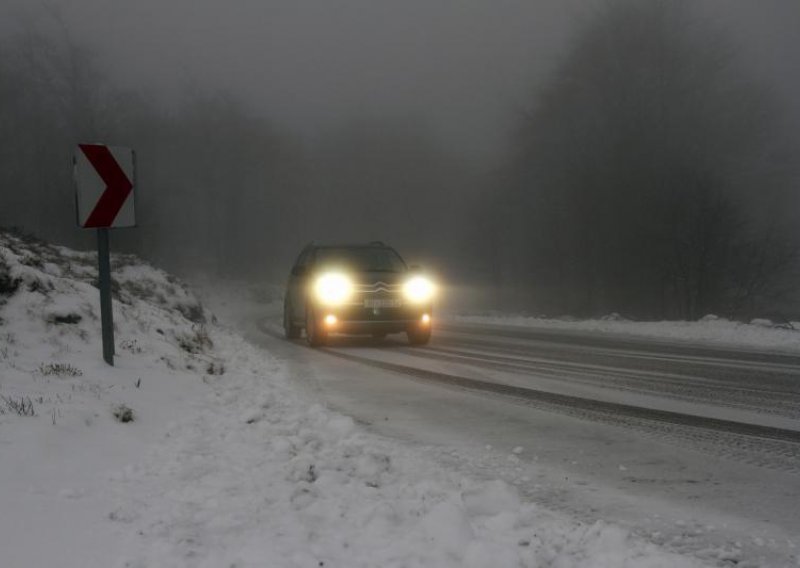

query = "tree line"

[470,0,800,320]
[2,1,798,320]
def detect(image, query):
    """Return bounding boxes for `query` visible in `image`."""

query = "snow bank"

[0,230,705,567]
[451,312,800,353]
[0,231,215,422]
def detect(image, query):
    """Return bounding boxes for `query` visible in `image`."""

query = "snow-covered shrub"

[176,325,213,354]
[0,255,19,299]
[119,339,144,354]
[1,395,34,416]
[38,363,84,377]
[112,404,134,423]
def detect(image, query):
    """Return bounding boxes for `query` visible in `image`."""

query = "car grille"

[354,281,402,296]
[337,281,406,321]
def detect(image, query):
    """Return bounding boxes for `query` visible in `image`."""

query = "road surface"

[233,309,800,567]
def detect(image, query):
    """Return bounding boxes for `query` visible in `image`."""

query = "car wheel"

[306,305,327,347]
[407,326,431,346]
[283,300,301,339]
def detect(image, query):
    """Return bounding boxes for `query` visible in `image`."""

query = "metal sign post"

[97,228,115,365]
[74,144,136,367]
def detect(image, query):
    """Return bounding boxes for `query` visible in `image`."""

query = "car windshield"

[315,247,407,272]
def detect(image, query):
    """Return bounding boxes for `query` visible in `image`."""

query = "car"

[283,242,436,347]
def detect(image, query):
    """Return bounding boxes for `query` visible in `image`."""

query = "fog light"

[421,313,431,325]
[324,314,337,326]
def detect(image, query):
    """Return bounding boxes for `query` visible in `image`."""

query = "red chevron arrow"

[79,144,133,228]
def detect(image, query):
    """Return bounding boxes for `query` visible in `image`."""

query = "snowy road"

[233,309,800,566]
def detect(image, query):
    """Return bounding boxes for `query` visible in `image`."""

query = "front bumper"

[314,303,432,334]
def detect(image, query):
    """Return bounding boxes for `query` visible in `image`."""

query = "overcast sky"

[2,0,798,162]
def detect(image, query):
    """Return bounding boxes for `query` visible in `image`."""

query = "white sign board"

[74,144,136,229]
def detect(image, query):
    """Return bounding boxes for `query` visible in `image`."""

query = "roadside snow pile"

[0,230,705,567]
[452,312,800,353]
[0,230,214,424]
[0,230,219,567]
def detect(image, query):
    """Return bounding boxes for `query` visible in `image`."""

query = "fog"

[6,0,797,160]
[2,0,582,160]
[1,0,799,319]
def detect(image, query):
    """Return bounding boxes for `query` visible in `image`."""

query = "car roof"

[308,241,390,250]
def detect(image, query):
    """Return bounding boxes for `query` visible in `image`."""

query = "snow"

[0,232,710,566]
[451,312,800,353]
[202,281,800,567]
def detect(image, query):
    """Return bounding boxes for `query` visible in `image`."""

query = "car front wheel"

[283,300,301,339]
[306,305,328,347]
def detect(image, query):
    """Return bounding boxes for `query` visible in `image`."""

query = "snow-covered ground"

[0,232,715,566]
[451,312,800,354]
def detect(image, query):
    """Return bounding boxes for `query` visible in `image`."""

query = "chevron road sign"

[74,144,136,229]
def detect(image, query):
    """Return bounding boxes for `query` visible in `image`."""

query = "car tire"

[306,305,327,347]
[283,300,301,339]
[407,326,431,346]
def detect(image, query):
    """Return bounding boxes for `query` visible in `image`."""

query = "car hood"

[352,272,408,286]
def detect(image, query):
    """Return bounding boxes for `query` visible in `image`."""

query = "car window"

[315,247,407,272]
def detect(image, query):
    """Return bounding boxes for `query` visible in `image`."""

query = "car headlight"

[403,276,435,303]
[314,272,354,305]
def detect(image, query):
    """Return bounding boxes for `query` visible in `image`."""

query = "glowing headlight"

[314,273,353,305]
[403,276,435,303]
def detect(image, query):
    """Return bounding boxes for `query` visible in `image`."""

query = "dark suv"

[283,242,435,346]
